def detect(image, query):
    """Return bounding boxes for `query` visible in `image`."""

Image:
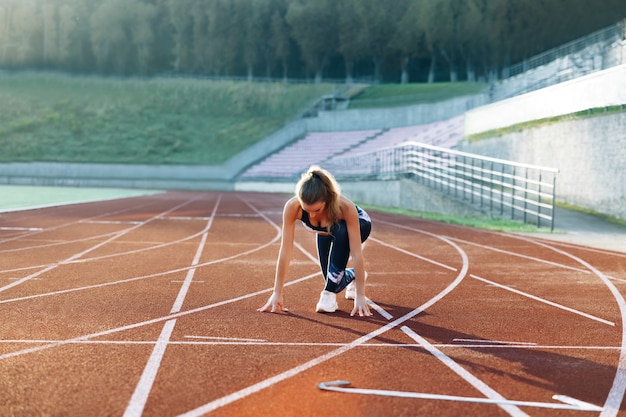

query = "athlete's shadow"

[371,301,619,411]
[285,302,620,411]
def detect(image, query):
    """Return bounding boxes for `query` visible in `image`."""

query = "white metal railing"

[323,142,559,230]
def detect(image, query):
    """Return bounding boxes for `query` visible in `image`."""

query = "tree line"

[1,0,625,83]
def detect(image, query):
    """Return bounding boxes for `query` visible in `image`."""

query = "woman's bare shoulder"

[339,195,357,217]
[283,196,302,220]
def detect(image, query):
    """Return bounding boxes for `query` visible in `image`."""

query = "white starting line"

[317,380,603,412]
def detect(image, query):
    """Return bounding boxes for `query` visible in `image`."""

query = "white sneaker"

[345,271,368,300]
[345,282,356,300]
[315,290,338,313]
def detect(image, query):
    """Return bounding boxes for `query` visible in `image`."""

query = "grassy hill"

[0,72,484,165]
[0,73,337,165]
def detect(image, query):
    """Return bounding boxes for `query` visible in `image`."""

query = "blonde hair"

[295,166,342,228]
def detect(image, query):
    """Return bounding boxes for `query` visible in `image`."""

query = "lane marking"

[123,319,176,417]
[1,339,622,350]
[184,336,267,343]
[0,211,283,306]
[82,220,142,225]
[508,236,626,417]
[453,338,537,346]
[318,380,603,412]
[471,274,615,326]
[0,227,43,231]
[0,197,203,293]
[0,271,316,362]
[176,230,470,417]
[0,231,123,255]
[367,300,394,320]
[447,235,592,274]
[370,236,457,271]
[0,199,157,247]
[123,194,222,417]
[401,326,528,416]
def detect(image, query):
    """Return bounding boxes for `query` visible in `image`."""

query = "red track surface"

[1,190,625,417]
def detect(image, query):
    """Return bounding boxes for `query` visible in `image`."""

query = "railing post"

[537,171,543,228]
[523,168,528,224]
[479,160,484,207]
[500,165,505,216]
[470,158,474,204]
[489,161,494,213]
[511,166,516,220]
[551,174,557,232]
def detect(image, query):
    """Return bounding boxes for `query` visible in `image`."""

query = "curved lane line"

[176,230,470,417]
[510,235,626,417]
[0,199,158,247]
[0,196,285,362]
[0,196,204,293]
[471,274,615,326]
[123,194,223,417]
[0,273,315,362]
[318,379,602,411]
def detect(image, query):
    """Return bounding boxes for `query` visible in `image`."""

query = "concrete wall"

[465,64,626,135]
[458,112,626,221]
[0,162,235,190]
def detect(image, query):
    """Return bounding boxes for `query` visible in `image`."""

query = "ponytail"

[295,166,342,227]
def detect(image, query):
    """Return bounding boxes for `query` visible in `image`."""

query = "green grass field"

[349,82,487,108]
[0,185,161,212]
[0,72,487,166]
[0,72,337,165]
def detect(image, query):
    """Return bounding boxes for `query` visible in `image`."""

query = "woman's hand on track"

[351,295,373,317]
[257,292,288,313]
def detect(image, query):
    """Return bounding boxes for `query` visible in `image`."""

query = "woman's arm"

[258,197,298,312]
[342,198,372,317]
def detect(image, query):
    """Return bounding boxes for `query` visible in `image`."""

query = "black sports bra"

[300,209,329,233]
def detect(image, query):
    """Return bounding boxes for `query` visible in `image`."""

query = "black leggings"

[316,217,371,293]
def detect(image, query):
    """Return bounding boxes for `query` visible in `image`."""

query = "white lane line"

[471,274,615,326]
[184,336,267,342]
[0,199,156,247]
[318,380,603,412]
[370,236,457,271]
[0,231,123,255]
[123,194,222,417]
[0,197,201,293]
[0,274,317,361]
[0,208,283,306]
[553,394,605,410]
[401,326,529,416]
[0,227,43,231]
[509,236,626,417]
[176,232,469,417]
[0,267,312,361]
[82,220,142,225]
[453,338,538,346]
[1,338,623,350]
[123,319,176,417]
[448,235,592,274]
[158,216,214,221]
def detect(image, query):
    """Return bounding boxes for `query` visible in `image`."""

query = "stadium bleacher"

[238,129,381,178]
[347,115,464,155]
[238,115,465,179]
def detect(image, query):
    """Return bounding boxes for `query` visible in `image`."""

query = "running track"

[1,191,625,416]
